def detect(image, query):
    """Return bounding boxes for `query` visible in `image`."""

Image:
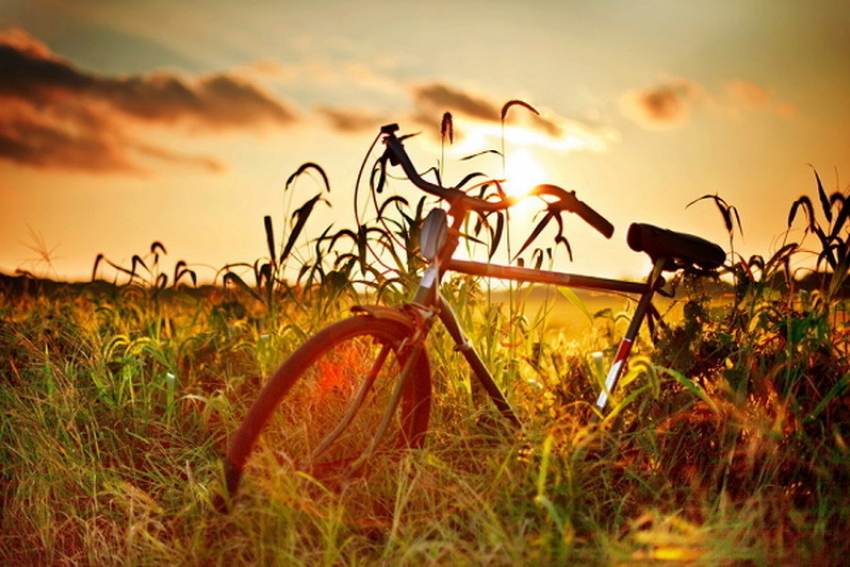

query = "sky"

[1,0,849,284]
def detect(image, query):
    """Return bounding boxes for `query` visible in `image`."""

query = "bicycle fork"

[346,306,436,473]
[348,339,428,472]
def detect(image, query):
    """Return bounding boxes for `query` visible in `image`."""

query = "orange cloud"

[620,80,702,130]
[726,79,796,117]
[0,28,298,174]
[0,97,144,173]
[621,78,796,130]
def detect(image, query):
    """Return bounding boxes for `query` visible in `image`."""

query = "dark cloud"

[0,28,297,174]
[315,105,386,134]
[406,81,612,151]
[98,73,297,129]
[408,83,566,136]
[0,98,141,173]
[411,83,501,122]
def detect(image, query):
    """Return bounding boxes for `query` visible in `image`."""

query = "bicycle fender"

[350,305,417,331]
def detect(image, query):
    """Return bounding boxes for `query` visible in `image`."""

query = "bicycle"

[219,123,725,516]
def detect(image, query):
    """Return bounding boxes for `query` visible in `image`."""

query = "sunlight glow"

[450,122,610,169]
[503,147,549,200]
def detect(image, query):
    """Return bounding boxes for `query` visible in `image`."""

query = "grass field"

[2,164,850,565]
[2,261,848,565]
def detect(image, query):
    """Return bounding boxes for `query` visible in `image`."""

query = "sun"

[503,147,549,200]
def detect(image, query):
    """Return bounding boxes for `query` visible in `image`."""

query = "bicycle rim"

[227,315,431,522]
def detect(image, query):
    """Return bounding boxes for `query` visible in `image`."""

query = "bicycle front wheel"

[223,314,431,513]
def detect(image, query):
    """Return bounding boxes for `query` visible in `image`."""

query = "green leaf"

[557,286,593,323]
[658,367,720,414]
[601,384,650,428]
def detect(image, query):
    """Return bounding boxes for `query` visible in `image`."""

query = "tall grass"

[2,139,849,564]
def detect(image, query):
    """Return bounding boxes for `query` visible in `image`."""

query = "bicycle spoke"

[351,342,422,472]
[309,344,392,463]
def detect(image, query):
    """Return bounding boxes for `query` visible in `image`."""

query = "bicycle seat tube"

[594,256,667,410]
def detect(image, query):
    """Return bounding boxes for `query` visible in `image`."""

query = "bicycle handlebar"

[526,184,615,239]
[379,123,614,239]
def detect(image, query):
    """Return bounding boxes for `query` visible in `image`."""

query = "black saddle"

[627,223,725,271]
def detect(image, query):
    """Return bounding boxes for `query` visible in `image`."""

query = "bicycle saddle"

[627,223,725,271]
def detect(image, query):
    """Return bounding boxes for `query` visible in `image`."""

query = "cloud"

[411,83,501,123]
[0,97,144,173]
[98,73,297,129]
[621,78,796,130]
[620,80,702,130]
[315,105,387,134]
[0,28,298,174]
[406,82,614,152]
[0,27,51,58]
[0,29,617,173]
[725,79,796,117]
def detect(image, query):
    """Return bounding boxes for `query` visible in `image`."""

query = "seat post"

[595,257,667,410]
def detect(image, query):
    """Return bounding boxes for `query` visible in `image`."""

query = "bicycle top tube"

[380,124,614,239]
[446,258,651,296]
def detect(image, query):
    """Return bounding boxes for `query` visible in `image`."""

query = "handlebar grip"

[573,199,614,239]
